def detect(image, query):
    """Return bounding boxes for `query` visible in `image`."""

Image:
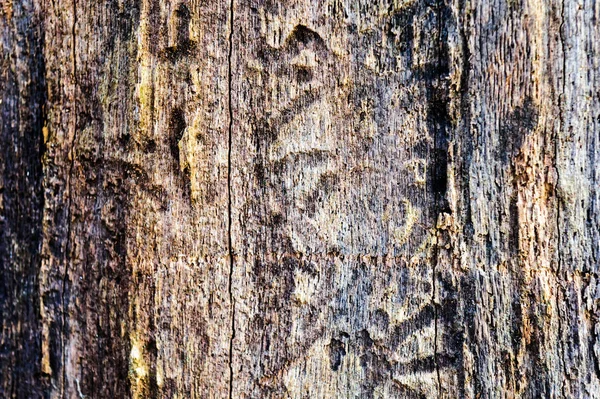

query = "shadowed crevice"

[227,0,236,398]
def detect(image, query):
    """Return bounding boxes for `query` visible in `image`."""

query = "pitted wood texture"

[230,1,453,397]
[38,0,231,397]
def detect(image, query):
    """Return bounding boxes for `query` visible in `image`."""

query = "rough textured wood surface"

[1,0,45,396]
[1,0,599,398]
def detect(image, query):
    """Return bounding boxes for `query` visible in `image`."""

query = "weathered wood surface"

[0,0,45,396]
[1,0,599,398]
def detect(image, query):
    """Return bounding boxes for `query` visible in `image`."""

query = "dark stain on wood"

[0,2,47,395]
[328,338,346,371]
[499,97,539,165]
[168,107,186,166]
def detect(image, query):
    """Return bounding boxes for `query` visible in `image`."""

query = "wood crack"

[431,0,449,395]
[555,0,567,395]
[227,0,235,398]
[61,0,78,395]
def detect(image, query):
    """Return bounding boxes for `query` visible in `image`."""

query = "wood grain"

[1,0,599,397]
